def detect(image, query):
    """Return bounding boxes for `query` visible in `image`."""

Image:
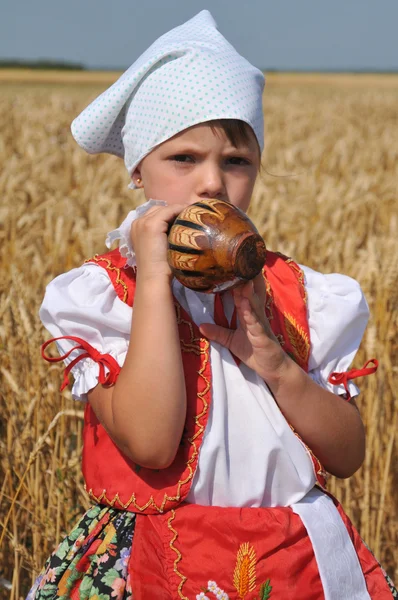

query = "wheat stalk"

[1,75,397,594]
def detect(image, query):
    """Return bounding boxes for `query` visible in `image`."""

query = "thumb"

[199,323,234,349]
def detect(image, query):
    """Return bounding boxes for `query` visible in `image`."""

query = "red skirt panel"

[130,502,393,600]
[130,503,324,599]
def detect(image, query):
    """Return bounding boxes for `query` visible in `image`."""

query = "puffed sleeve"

[301,265,370,397]
[39,263,132,401]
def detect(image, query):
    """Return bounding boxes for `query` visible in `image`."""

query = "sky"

[1,0,397,71]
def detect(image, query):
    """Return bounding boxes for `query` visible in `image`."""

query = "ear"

[131,166,143,188]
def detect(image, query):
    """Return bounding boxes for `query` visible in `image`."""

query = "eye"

[226,156,251,166]
[170,154,195,163]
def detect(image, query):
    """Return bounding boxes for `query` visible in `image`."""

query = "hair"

[208,118,261,163]
[134,118,262,178]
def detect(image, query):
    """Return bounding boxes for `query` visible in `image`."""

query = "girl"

[29,10,396,600]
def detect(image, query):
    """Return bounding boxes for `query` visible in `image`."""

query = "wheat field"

[0,72,397,598]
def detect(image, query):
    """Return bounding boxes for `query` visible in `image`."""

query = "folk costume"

[29,205,395,600]
[28,10,397,600]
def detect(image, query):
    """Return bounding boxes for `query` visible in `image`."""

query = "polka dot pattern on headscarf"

[71,10,265,186]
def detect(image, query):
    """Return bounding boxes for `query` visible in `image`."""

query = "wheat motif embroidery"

[233,543,257,599]
[196,547,273,600]
[284,312,310,365]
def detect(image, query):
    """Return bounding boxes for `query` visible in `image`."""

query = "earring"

[136,177,142,186]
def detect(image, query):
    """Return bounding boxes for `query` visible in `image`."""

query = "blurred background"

[1,0,398,71]
[0,0,398,72]
[0,0,397,597]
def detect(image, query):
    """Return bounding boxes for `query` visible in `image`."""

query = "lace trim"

[105,200,167,268]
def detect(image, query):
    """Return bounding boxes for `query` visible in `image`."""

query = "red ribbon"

[328,358,378,400]
[41,336,121,392]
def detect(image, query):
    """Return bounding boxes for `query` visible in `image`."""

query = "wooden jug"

[168,198,266,293]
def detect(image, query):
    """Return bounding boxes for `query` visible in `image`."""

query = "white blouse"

[39,206,370,510]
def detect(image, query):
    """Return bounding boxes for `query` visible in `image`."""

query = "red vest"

[80,248,327,514]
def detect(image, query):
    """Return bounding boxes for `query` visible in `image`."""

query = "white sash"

[292,488,371,599]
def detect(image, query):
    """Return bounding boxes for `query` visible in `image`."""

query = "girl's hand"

[131,204,186,281]
[199,274,288,388]
[202,276,367,480]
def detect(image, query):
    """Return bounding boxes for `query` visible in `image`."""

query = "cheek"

[145,170,191,204]
[235,197,251,213]
[229,174,257,212]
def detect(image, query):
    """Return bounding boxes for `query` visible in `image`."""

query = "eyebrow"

[165,144,257,156]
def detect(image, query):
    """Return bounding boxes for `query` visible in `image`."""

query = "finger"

[162,204,187,218]
[199,323,235,350]
[232,280,253,307]
[240,280,255,299]
[237,297,265,338]
[132,205,186,241]
[253,273,266,304]
[245,277,272,329]
[237,296,279,348]
[235,275,265,301]
[141,204,186,223]
[235,280,264,321]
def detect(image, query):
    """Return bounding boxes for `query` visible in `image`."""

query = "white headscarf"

[71,10,265,186]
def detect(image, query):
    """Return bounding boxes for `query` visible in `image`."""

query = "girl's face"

[132,123,260,213]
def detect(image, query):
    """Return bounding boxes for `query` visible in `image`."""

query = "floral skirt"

[27,504,397,600]
[27,505,136,600]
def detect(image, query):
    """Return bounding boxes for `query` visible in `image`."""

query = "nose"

[198,163,226,200]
